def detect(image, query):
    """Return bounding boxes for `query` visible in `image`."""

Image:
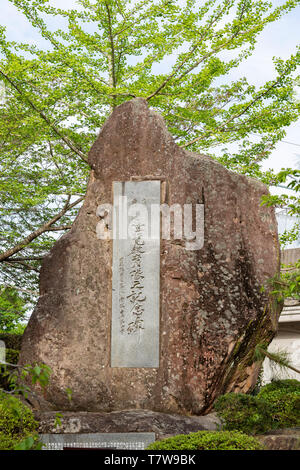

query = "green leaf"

[14,436,35,450]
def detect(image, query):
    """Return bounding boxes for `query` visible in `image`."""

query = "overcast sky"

[1,0,299,175]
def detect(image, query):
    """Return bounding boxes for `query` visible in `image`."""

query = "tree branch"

[0,196,84,262]
[0,284,39,296]
[3,260,40,272]
[3,256,45,262]
[146,3,233,101]
[146,3,280,103]
[0,70,88,163]
[105,1,117,96]
[181,79,282,148]
[16,6,109,89]
[45,225,73,232]
[258,346,300,375]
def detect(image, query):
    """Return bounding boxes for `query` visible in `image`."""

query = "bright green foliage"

[0,344,52,405]
[279,223,300,248]
[0,361,51,449]
[261,168,300,301]
[0,1,299,299]
[0,391,39,450]
[146,430,264,450]
[261,168,300,262]
[261,169,300,219]
[258,379,300,428]
[270,259,300,302]
[0,329,52,451]
[259,378,300,393]
[0,287,27,332]
[14,435,44,450]
[214,393,274,434]
[7,362,52,396]
[215,382,300,434]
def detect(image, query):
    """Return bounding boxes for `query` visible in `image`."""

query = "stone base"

[36,410,221,441]
[257,428,300,451]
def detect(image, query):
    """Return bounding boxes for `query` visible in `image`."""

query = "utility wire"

[271,184,295,190]
[281,140,300,148]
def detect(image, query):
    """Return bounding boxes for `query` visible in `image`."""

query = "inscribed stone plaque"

[111,181,160,367]
[40,432,156,450]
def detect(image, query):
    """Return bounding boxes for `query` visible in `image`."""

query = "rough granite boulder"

[19,98,281,414]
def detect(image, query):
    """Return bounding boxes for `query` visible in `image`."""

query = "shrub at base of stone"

[0,432,41,451]
[0,392,39,450]
[146,431,264,450]
[258,380,300,429]
[214,393,274,435]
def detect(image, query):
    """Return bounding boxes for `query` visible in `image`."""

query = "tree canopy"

[0,0,299,306]
[0,286,27,332]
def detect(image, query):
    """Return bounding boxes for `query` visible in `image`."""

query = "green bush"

[5,348,20,365]
[214,393,274,435]
[0,392,39,450]
[146,431,264,450]
[259,379,300,394]
[0,333,23,351]
[0,348,20,391]
[0,433,42,451]
[258,379,300,429]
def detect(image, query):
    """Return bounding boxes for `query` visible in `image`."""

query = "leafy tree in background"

[0,0,299,306]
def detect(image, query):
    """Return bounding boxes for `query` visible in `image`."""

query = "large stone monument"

[20,98,281,417]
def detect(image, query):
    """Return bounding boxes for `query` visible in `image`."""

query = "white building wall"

[262,321,300,384]
[262,246,300,384]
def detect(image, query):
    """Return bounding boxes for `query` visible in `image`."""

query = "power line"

[271,184,295,191]
[250,133,300,148]
[281,140,300,148]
